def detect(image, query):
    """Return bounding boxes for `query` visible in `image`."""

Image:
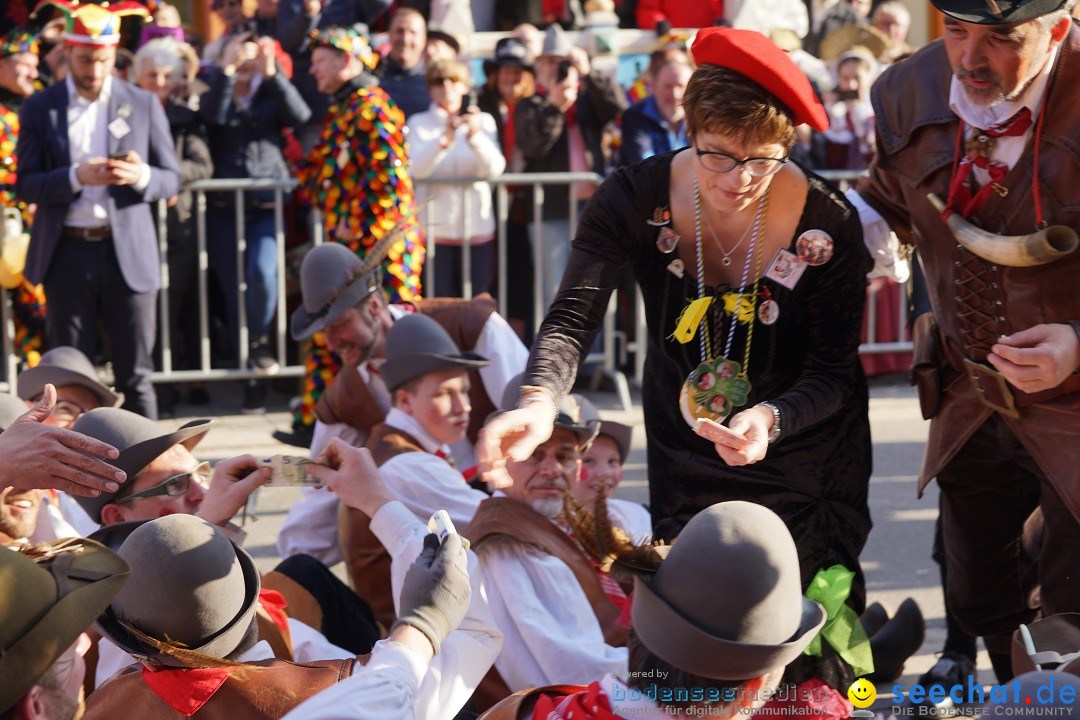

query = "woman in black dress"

[480,28,873,690]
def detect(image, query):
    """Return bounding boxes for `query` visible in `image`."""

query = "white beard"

[531,497,564,519]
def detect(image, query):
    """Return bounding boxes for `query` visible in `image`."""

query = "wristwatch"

[758,402,782,444]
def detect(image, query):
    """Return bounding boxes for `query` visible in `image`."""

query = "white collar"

[384,407,451,456]
[66,73,113,106]
[948,42,1058,130]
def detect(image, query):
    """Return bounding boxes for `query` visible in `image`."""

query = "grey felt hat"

[0,393,28,432]
[381,313,490,392]
[573,394,632,463]
[631,501,826,681]
[96,514,260,668]
[0,538,130,714]
[930,0,1069,24]
[540,23,574,58]
[290,243,380,341]
[497,373,601,447]
[70,408,212,523]
[17,346,124,408]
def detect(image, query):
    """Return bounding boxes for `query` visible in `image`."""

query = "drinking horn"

[927,193,1078,267]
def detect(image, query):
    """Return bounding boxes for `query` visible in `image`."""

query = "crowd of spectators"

[0,0,921,421]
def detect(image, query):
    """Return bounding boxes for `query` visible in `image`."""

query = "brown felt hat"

[496,373,600,448]
[632,501,825,680]
[70,408,212,523]
[573,394,632,463]
[95,514,260,668]
[0,538,130,713]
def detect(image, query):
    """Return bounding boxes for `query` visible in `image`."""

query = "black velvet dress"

[526,150,874,687]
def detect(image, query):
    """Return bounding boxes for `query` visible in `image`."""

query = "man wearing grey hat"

[84,511,480,720]
[461,382,628,694]
[0,537,130,720]
[279,241,526,567]
[339,312,494,627]
[480,501,828,719]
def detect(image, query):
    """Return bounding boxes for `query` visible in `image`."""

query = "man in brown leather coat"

[855,0,1080,679]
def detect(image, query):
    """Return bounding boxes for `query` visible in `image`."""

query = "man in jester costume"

[294,26,423,439]
[0,28,46,370]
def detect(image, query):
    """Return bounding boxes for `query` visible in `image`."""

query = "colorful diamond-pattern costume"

[0,30,46,369]
[294,79,423,428]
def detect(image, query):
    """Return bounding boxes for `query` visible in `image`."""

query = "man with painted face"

[851,0,1080,682]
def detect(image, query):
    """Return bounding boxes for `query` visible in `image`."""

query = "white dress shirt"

[477,495,628,692]
[284,500,502,720]
[606,498,652,545]
[278,306,526,563]
[64,75,152,227]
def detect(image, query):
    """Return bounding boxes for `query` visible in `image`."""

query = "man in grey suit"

[16,1,180,419]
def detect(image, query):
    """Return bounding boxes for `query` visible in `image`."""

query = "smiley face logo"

[848,678,876,708]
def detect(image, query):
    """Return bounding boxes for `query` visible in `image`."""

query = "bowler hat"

[17,346,124,408]
[0,393,28,432]
[70,408,212,523]
[573,394,632,463]
[483,37,534,76]
[381,313,490,392]
[632,501,826,680]
[931,0,1070,25]
[0,538,130,713]
[290,243,380,341]
[96,514,261,667]
[496,373,601,447]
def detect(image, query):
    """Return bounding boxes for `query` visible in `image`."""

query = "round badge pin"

[795,230,834,266]
[758,299,779,325]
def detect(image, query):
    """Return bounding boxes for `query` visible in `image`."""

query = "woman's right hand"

[476,399,556,489]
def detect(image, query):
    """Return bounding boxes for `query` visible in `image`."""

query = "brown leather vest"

[338,424,428,629]
[314,294,500,443]
[464,497,629,649]
[860,27,1080,507]
[84,658,356,720]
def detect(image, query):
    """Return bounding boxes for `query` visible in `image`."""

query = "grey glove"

[392,532,471,654]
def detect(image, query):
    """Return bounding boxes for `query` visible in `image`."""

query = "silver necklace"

[699,194,761,267]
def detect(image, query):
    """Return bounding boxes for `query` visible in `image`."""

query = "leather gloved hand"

[392,533,471,654]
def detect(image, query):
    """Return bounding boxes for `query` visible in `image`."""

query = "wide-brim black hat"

[483,36,534,77]
[930,0,1070,24]
[381,313,490,392]
[632,501,826,680]
[93,515,260,669]
[0,538,130,713]
[18,346,124,408]
[427,26,462,55]
[70,408,212,523]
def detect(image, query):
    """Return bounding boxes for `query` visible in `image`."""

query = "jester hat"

[32,0,150,47]
[308,26,377,70]
[0,29,39,58]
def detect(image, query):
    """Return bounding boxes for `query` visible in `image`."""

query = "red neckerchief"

[533,682,618,720]
[433,448,456,467]
[141,665,238,717]
[258,588,289,633]
[760,678,853,717]
[944,107,1032,220]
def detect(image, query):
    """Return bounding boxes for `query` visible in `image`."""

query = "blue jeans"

[208,206,278,351]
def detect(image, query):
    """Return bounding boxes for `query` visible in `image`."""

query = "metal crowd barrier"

[0,169,911,397]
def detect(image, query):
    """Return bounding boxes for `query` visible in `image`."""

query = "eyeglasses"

[694,148,789,177]
[113,461,211,503]
[51,400,89,424]
[430,75,461,86]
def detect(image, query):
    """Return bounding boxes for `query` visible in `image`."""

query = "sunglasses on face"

[430,75,462,86]
[113,461,211,503]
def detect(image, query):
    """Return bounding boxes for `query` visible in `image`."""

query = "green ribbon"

[802,565,875,678]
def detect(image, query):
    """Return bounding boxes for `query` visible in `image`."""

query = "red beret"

[690,27,829,132]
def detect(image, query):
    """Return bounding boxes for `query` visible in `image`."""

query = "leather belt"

[62,225,111,240]
[964,358,1080,417]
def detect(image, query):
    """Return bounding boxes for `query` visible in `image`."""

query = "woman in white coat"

[407,59,506,297]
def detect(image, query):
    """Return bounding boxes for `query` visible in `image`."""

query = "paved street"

[175,376,989,709]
